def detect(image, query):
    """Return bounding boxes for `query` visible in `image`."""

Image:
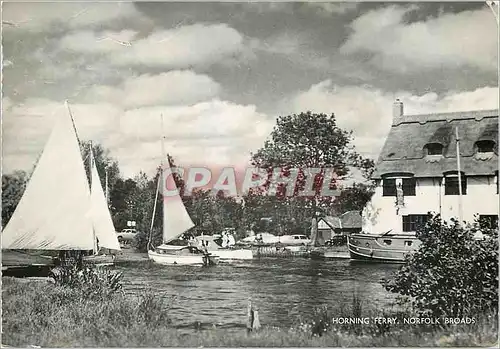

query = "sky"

[2,1,499,179]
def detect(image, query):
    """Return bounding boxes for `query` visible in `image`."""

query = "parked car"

[279,234,311,245]
[116,229,138,242]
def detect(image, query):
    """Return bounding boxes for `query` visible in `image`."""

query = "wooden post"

[246,300,261,333]
[246,300,253,333]
[252,306,261,330]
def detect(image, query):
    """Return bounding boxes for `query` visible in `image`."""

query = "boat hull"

[347,233,420,263]
[83,254,116,266]
[212,249,253,261]
[148,250,219,266]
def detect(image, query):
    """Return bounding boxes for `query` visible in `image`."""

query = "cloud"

[2,99,121,172]
[116,100,273,172]
[58,24,249,69]
[59,30,139,54]
[84,71,222,109]
[307,2,360,15]
[2,2,138,31]
[282,80,499,159]
[2,95,274,178]
[341,6,498,72]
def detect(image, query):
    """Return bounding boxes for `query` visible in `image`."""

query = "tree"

[383,215,498,318]
[80,141,121,192]
[1,170,28,227]
[250,111,372,233]
[332,183,375,215]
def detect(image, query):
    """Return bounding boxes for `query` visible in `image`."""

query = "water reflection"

[117,258,400,330]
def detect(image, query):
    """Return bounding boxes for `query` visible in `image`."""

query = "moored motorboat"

[148,244,219,266]
[194,235,253,261]
[347,232,420,263]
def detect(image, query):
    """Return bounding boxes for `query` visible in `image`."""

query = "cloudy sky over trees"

[3,1,498,177]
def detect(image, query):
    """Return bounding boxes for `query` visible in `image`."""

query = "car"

[279,234,311,245]
[116,229,138,242]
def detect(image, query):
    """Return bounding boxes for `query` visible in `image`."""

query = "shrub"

[49,263,123,300]
[383,214,498,318]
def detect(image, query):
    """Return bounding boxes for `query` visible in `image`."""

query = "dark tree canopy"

[249,111,374,232]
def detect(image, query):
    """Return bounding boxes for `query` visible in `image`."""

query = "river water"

[116,258,401,331]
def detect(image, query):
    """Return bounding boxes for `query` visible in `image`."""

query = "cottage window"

[426,143,444,155]
[383,178,415,196]
[402,215,429,232]
[479,215,498,229]
[383,240,392,246]
[404,241,413,247]
[383,179,397,196]
[402,178,416,196]
[444,175,467,195]
[476,140,495,153]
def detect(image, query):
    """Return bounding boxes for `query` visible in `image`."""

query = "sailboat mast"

[105,167,109,206]
[455,127,464,223]
[148,175,161,251]
[160,113,168,245]
[89,141,98,254]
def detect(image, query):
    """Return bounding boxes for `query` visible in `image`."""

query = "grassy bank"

[2,277,497,347]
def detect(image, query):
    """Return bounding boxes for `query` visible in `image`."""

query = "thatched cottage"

[363,100,499,234]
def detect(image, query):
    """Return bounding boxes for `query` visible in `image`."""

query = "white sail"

[90,151,121,251]
[162,162,194,243]
[2,106,94,250]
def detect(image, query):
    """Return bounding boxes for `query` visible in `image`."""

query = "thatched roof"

[340,211,362,229]
[373,109,498,179]
[319,211,362,229]
[319,216,341,229]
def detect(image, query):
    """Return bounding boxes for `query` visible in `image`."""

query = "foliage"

[332,183,375,215]
[250,111,374,234]
[49,263,123,300]
[80,141,121,192]
[1,170,27,226]
[383,215,499,318]
[2,277,174,347]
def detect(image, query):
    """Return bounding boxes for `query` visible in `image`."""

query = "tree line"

[2,112,375,249]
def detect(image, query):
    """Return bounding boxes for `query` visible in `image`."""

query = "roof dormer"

[476,140,495,153]
[424,142,444,163]
[425,143,444,155]
[475,140,496,160]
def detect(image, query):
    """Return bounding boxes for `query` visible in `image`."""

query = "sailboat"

[147,161,220,266]
[2,101,120,272]
[83,145,122,265]
[147,118,219,266]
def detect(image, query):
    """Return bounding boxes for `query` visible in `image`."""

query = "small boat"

[347,232,420,263]
[194,235,253,261]
[2,102,120,272]
[147,115,219,267]
[148,244,219,266]
[238,232,280,245]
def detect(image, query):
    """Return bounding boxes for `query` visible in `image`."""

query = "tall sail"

[162,162,194,243]
[2,106,94,250]
[90,151,121,251]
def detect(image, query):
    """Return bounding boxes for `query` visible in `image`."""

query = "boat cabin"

[154,244,205,255]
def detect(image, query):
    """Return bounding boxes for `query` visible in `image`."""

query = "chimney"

[392,99,404,124]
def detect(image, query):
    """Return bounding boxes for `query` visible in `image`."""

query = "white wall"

[362,176,499,233]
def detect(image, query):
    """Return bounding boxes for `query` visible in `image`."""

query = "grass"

[2,277,498,347]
